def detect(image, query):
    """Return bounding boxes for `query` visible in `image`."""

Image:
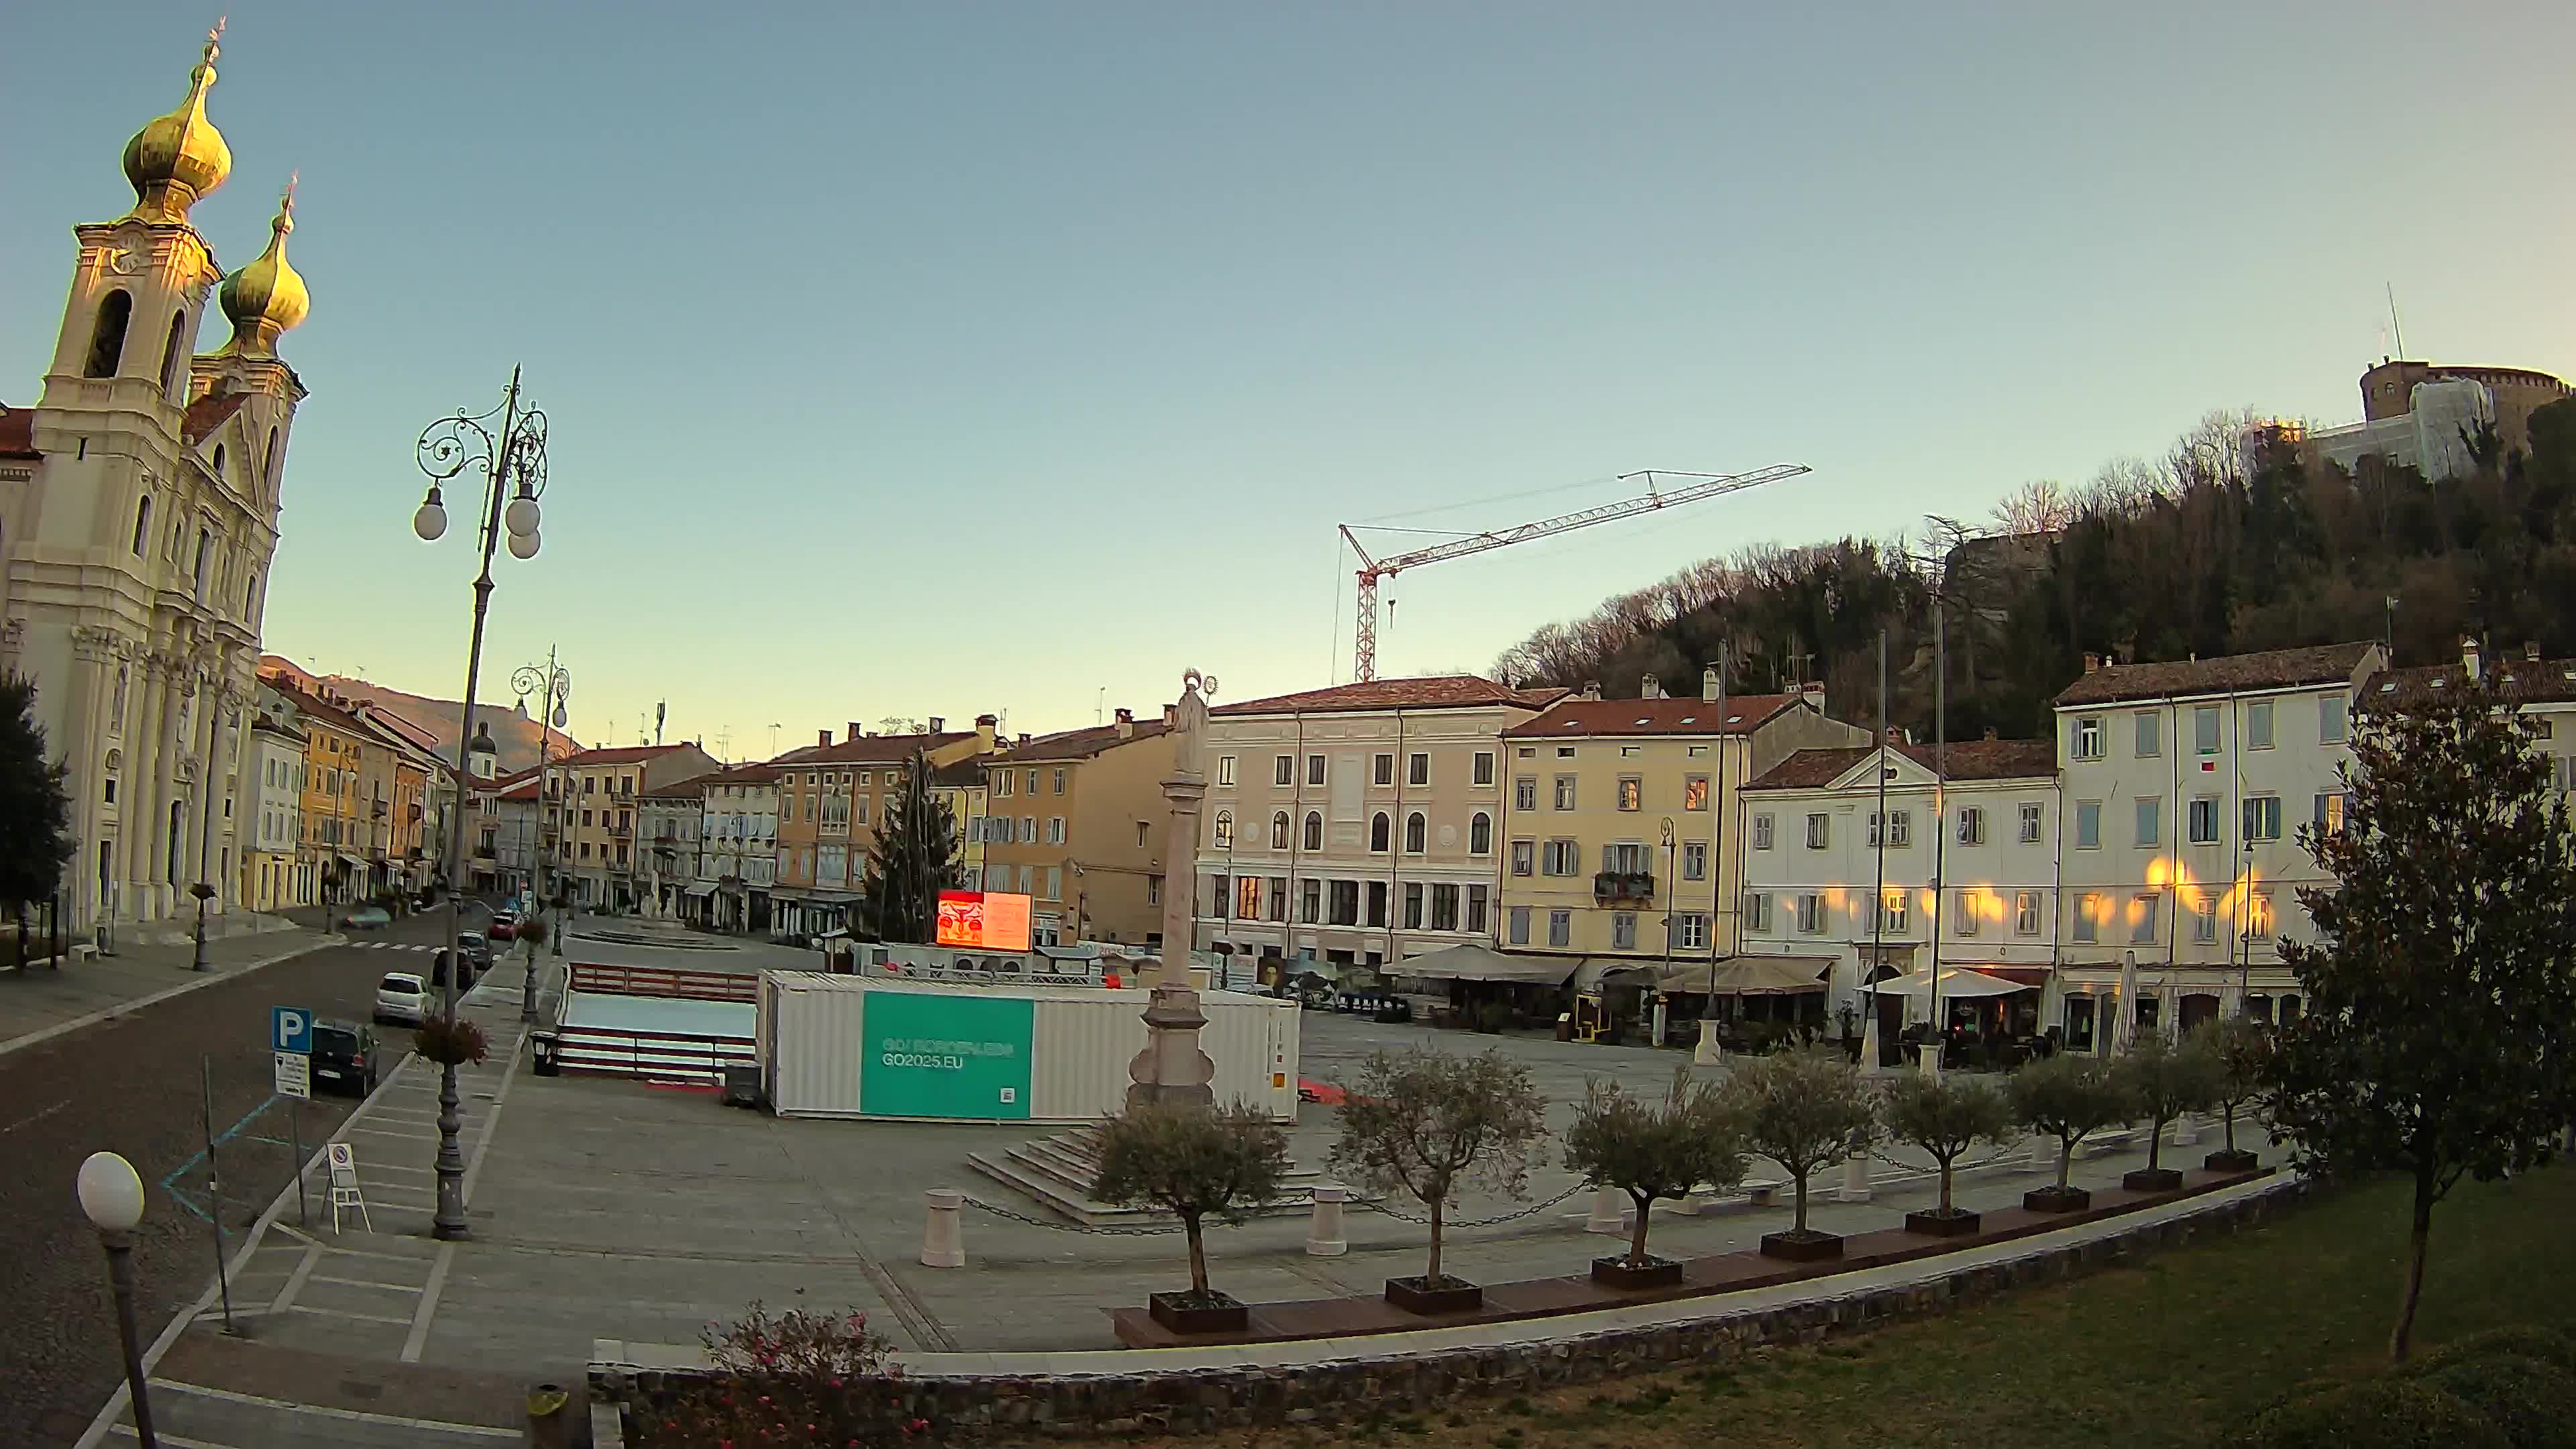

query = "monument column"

[1126,669,1219,1112]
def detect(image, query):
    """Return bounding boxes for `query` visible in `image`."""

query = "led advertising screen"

[935,890,1034,953]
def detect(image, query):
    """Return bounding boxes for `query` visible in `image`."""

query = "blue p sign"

[272,1006,312,1055]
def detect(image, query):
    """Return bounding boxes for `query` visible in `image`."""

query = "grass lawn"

[1113,1166,2576,1449]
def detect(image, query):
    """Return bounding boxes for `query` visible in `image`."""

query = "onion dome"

[218,182,310,356]
[123,24,232,225]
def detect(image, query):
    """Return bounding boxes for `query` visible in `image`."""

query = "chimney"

[1885,725,1904,745]
[2526,641,2542,662]
[1581,680,1602,702]
[2083,653,2101,674]
[1018,733,1031,747]
[928,716,945,733]
[1800,681,1825,708]
[1984,727,1998,741]
[1701,667,1721,702]
[2461,636,2481,681]
[1641,673,1663,699]
[818,729,833,748]
[848,721,864,741]
[975,714,998,751]
[1114,707,1134,739]
[1163,703,1177,726]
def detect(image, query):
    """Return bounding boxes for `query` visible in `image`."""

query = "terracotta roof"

[0,406,37,461]
[2375,656,2576,708]
[559,743,697,767]
[496,777,541,803]
[770,731,973,767]
[265,681,368,735]
[2052,643,2379,707]
[992,720,1171,763]
[1501,694,1803,739]
[640,775,712,800]
[697,762,781,786]
[250,716,307,743]
[182,391,251,445]
[472,764,543,796]
[1744,739,2059,792]
[929,759,988,788]
[1214,676,1566,717]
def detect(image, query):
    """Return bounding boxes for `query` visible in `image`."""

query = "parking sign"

[272,1006,313,1055]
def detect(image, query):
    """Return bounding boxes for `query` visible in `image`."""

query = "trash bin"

[525,1382,572,1448]
[531,1030,559,1077]
[721,1064,761,1108]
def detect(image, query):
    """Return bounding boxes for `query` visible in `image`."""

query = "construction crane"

[1338,464,1809,682]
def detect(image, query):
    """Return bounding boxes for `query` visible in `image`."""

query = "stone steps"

[966,1126,1339,1226]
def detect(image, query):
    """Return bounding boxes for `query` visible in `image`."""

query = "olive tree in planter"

[2192,1016,2271,1173]
[1330,1046,1548,1314]
[2008,1051,2135,1212]
[2110,1031,2224,1191]
[1091,1102,1292,1335]
[1723,1047,1879,1262]
[1561,1067,1746,1289]
[1879,1071,2018,1237]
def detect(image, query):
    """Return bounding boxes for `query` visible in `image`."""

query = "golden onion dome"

[219,183,309,356]
[123,24,232,224]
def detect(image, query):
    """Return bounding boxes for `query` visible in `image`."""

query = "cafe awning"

[1608,955,1831,994]
[1868,966,2032,999]
[1392,944,1578,986]
[684,881,716,898]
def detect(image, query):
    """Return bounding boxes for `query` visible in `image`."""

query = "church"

[0,24,311,934]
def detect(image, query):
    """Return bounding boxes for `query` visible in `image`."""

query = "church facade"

[0,25,313,933]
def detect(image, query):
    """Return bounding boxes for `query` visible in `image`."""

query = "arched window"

[86,290,133,378]
[1213,810,1234,850]
[131,494,153,555]
[160,310,188,395]
[1302,811,1322,852]
[245,571,258,618]
[262,427,281,490]
[193,527,212,591]
[211,443,225,478]
[1470,811,1493,855]
[1270,811,1289,849]
[1370,812,1390,853]
[1405,812,1427,853]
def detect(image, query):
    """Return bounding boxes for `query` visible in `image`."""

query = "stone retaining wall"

[595,1177,2313,1438]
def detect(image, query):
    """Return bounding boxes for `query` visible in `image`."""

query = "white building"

[0,32,310,933]
[696,762,779,933]
[638,775,706,920]
[2051,641,2385,1051]
[1737,737,2062,1051]
[240,715,307,911]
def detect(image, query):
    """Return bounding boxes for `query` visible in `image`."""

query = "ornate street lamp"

[78,1150,157,1447]
[513,650,573,970]
[412,368,549,1241]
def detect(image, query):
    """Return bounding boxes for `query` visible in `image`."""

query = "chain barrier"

[957,1195,1189,1237]
[1348,1181,1589,1228]
[1868,1140,2040,1174]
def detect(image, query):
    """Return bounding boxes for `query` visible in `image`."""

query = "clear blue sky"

[8,1,2569,756]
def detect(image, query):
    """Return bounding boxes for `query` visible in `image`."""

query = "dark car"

[311,1020,379,1095]
[428,949,477,991]
[456,932,494,971]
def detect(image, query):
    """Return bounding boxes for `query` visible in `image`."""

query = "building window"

[2015,802,2040,843]
[1681,841,1707,879]
[1611,912,1636,950]
[2073,716,2104,760]
[1366,879,1387,927]
[1306,754,1326,787]
[1402,882,1423,928]
[1472,751,1495,786]
[1677,912,1711,949]
[2194,893,2218,943]
[1330,879,1360,926]
[1370,812,1391,852]
[1468,812,1492,854]
[1548,910,1571,947]
[2243,795,2282,842]
[1956,806,1984,845]
[1553,775,1576,810]
[103,775,117,804]
[2195,706,2220,755]
[2321,694,2349,744]
[1511,839,1534,876]
[1954,890,1979,936]
[1466,884,1488,934]
[1266,877,1287,921]
[1508,905,1531,945]
[1216,755,1236,786]
[2135,796,2161,848]
[2314,792,2345,835]
[1878,890,1909,933]
[1213,810,1234,849]
[1404,812,1427,853]
[2074,892,2101,943]
[1373,753,1395,786]
[2134,710,2161,758]
[1742,892,1770,932]
[1146,876,1162,906]
[131,494,153,555]
[1752,813,1774,850]
[86,289,133,378]
[1616,777,1642,812]
[1796,893,1823,933]
[2016,891,2042,936]
[1805,813,1829,849]
[1275,755,1294,786]
[2190,796,2220,845]
[1557,746,1574,758]
[1513,777,1537,810]
[2131,892,2160,945]
[1303,812,1322,851]
[1269,812,1289,848]
[996,773,1012,798]
[2074,800,2100,849]
[2246,891,2275,940]
[1681,775,1709,812]
[1431,884,1459,930]
[1541,839,1579,875]
[1408,753,1430,787]
[1869,810,1911,847]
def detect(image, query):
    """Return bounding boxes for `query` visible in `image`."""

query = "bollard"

[2169,1114,2200,1148]
[525,1382,572,1449]
[1585,1185,1627,1235]
[1917,1042,1944,1081]
[921,1189,967,1269]
[1305,1185,1348,1256]
[1837,1151,1873,1203]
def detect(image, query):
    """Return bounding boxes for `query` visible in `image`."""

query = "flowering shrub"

[412,1016,489,1067]
[637,1303,927,1446]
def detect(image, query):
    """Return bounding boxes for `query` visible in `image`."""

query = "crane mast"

[1340,464,1809,682]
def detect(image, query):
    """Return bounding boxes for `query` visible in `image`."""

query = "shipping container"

[758,971,1300,1123]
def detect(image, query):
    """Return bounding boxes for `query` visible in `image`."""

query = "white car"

[374,972,429,1026]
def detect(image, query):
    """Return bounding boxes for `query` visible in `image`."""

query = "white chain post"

[1585,1185,1627,1235]
[921,1188,966,1269]
[1305,1185,1348,1256]
[1838,1151,1874,1203]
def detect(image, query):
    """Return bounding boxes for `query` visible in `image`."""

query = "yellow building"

[928,758,990,896]
[1495,674,1868,987]
[981,708,1173,947]
[259,678,367,904]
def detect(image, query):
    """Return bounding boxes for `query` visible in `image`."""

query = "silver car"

[374,971,428,1025]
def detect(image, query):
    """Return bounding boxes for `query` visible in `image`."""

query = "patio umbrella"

[2113,949,2139,1055]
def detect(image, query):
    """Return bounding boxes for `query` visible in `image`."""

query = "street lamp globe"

[507,528,541,560]
[504,493,541,539]
[412,489,448,542]
[76,1151,145,1233]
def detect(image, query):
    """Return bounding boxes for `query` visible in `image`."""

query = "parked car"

[340,905,392,932]
[374,972,428,1025]
[310,1020,379,1095]
[427,949,476,991]
[456,932,494,971]
[487,912,517,942]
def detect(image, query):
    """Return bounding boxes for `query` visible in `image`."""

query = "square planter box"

[2023,1185,2092,1214]
[1904,1208,1982,1238]
[1591,1255,1684,1290]
[1147,1291,1248,1336]
[1759,1230,1844,1263]
[1383,1276,1483,1316]
[2122,1167,2184,1193]
[2204,1148,2260,1174]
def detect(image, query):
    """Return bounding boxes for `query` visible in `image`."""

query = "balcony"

[1593,870,1656,906]
[607,822,631,839]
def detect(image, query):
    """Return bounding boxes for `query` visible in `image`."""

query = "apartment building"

[695,762,780,933]
[770,717,996,940]
[259,682,368,904]
[544,742,720,912]
[1191,676,1565,971]
[464,765,543,900]
[1738,737,2061,1043]
[1496,672,1868,986]
[2052,641,2385,1050]
[638,775,707,919]
[981,708,1172,946]
[930,759,990,894]
[2380,639,2576,785]
[241,716,309,912]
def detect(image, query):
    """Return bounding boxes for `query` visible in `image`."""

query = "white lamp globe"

[76,1150,145,1232]
[412,496,448,542]
[507,529,541,560]
[504,495,541,538]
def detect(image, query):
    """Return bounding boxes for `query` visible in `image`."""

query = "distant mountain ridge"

[256,656,578,773]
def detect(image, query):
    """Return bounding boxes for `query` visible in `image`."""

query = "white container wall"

[762,971,871,1118]
[1028,990,1298,1122]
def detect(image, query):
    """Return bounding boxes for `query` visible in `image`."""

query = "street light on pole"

[78,1150,157,1448]
[513,651,572,971]
[413,368,550,1242]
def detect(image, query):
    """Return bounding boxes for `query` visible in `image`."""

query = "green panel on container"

[861,991,1036,1120]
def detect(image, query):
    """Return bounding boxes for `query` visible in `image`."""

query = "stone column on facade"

[129,655,171,921]
[1126,669,1218,1113]
[64,630,115,930]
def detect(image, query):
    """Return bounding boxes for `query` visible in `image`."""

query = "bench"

[2078,1126,2147,1160]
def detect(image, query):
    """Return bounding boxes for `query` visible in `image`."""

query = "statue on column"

[1126,668,1218,1112]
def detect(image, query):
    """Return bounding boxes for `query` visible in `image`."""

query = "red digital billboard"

[936,890,1034,953]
